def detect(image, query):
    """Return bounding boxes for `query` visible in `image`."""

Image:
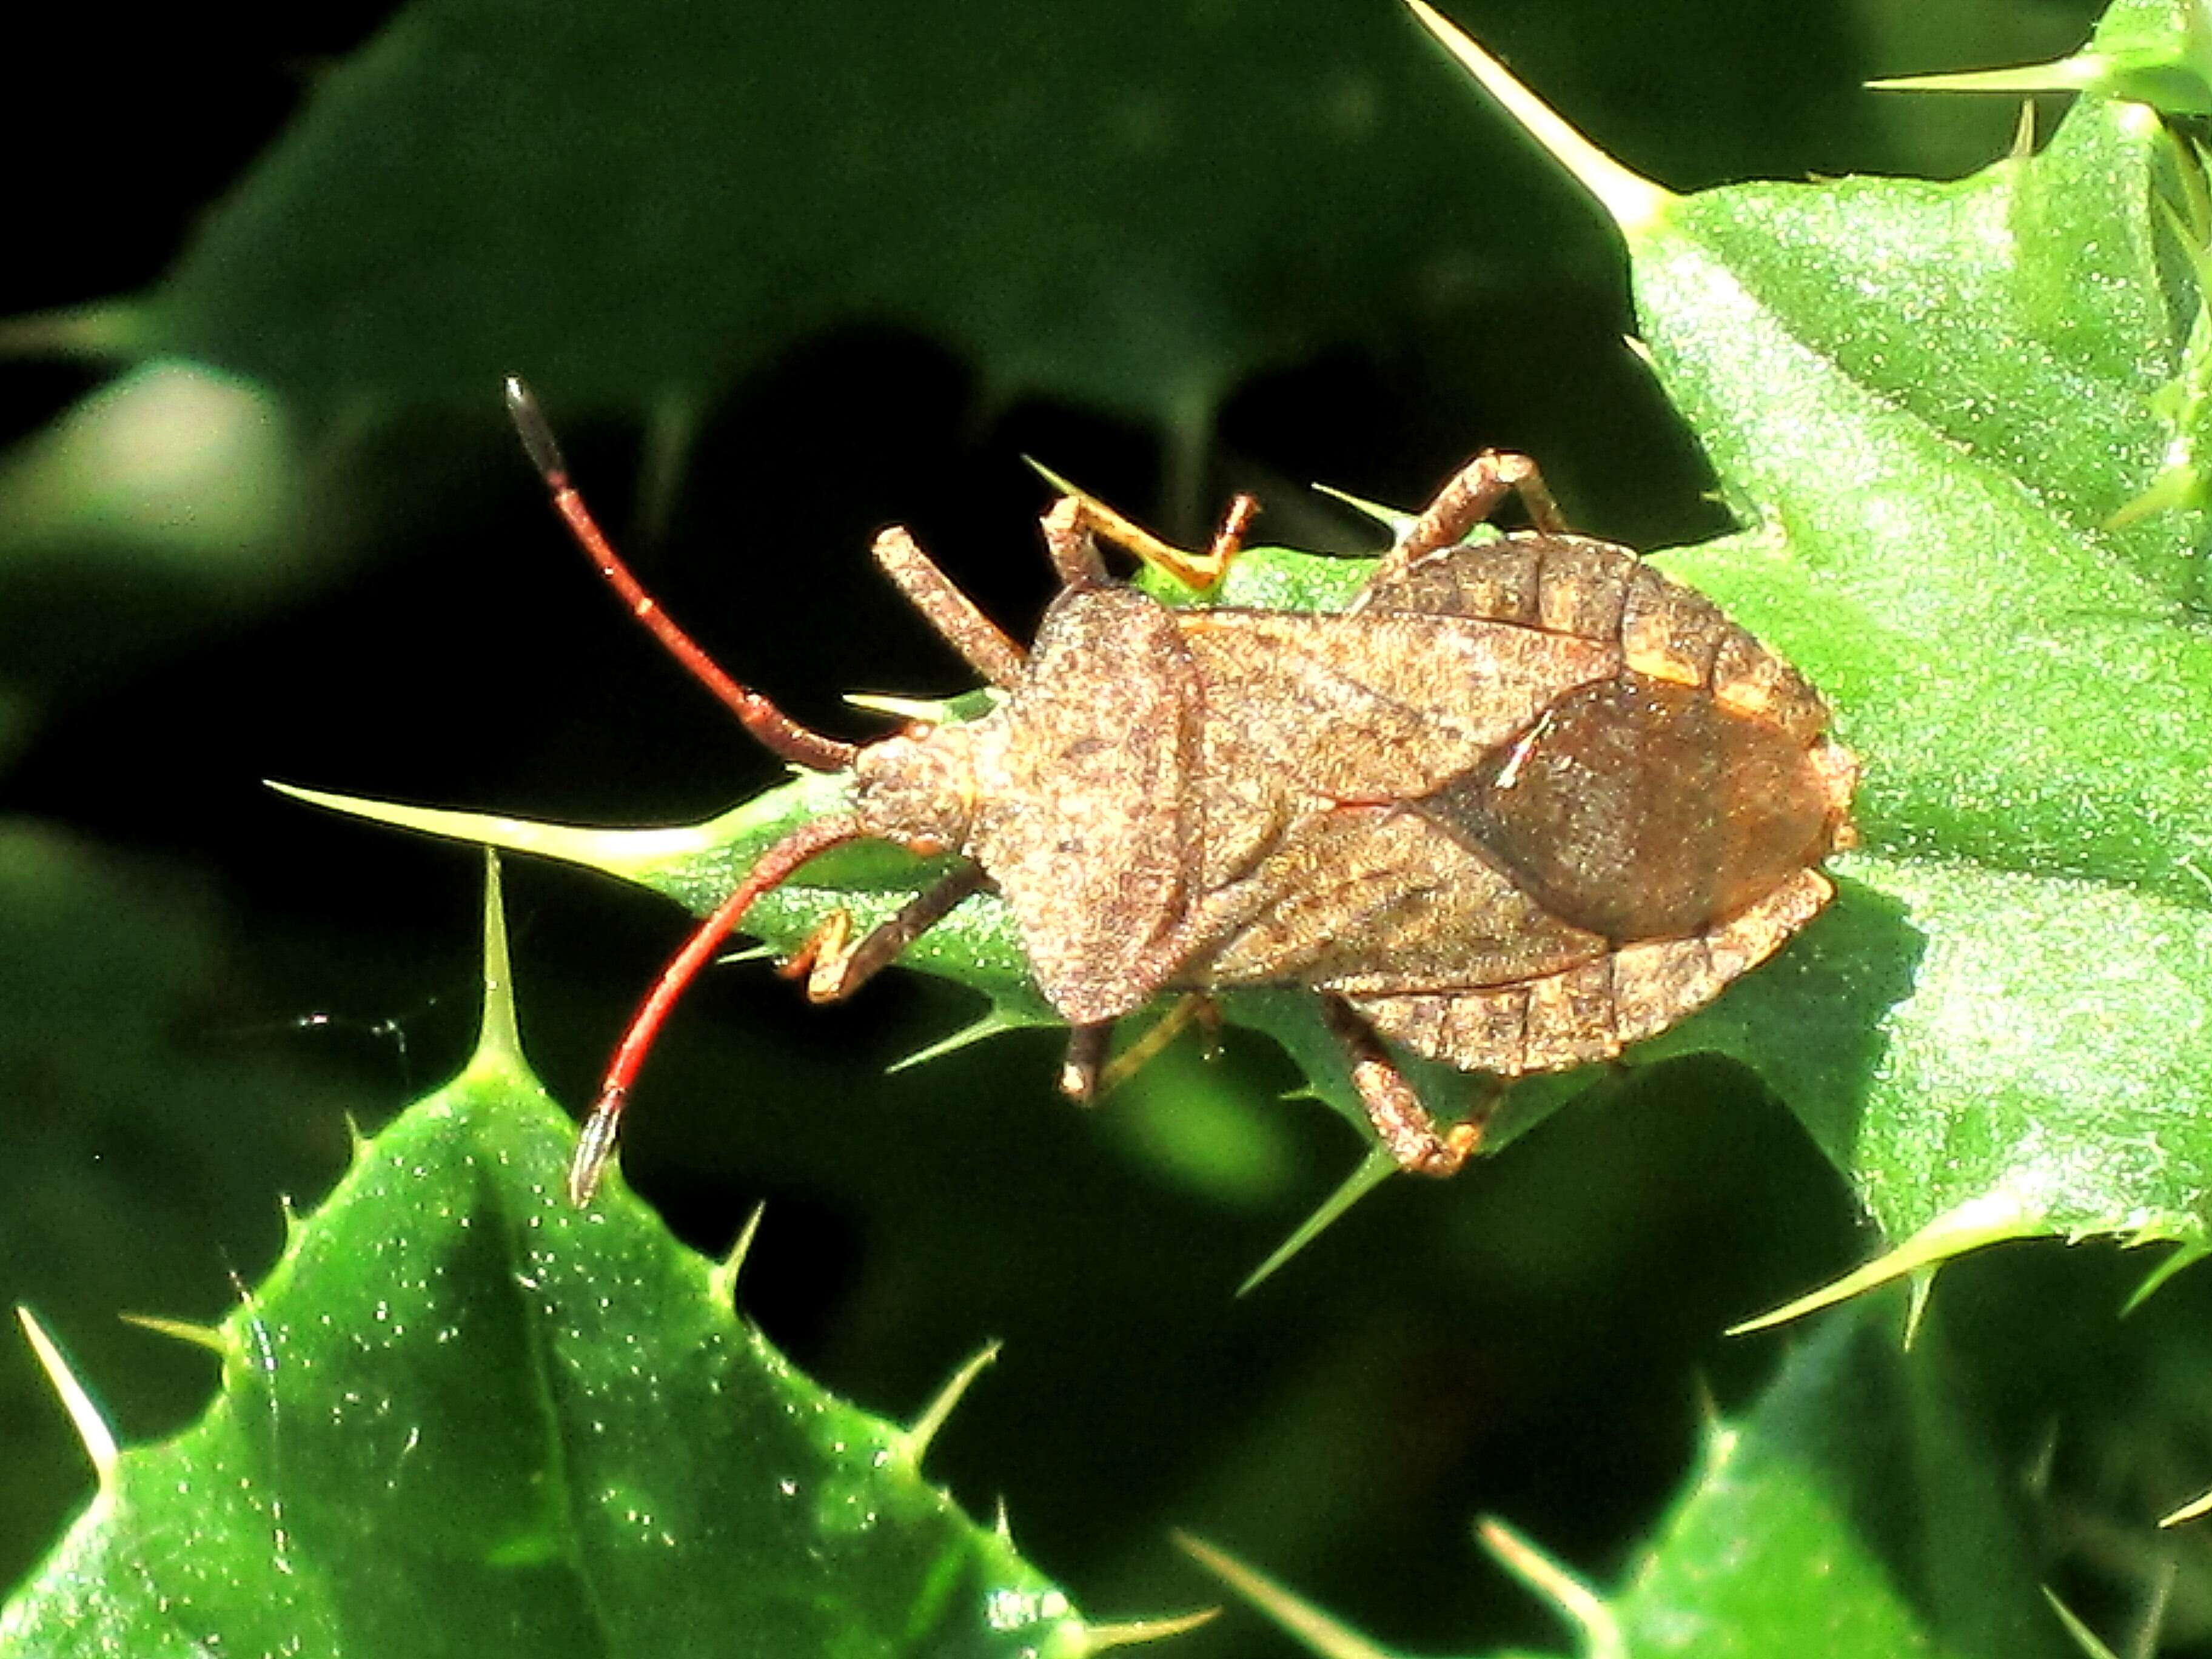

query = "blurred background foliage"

[15,0,2212,1653]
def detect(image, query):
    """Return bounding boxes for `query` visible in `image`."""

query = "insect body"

[506,383,1855,1202]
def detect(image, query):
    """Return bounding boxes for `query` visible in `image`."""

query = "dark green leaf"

[0,883,1088,1657]
[1184,1302,2067,1659]
[0,823,360,1590]
[1601,1305,2068,1658]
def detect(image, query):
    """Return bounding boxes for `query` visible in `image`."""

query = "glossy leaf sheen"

[0,825,363,1590]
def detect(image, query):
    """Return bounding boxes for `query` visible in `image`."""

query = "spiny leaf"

[0,824,364,1587]
[1184,1301,2070,1659]
[140,0,1568,428]
[1866,0,2212,115]
[0,0,1644,737]
[1599,1304,2068,1658]
[1413,0,2212,1307]
[0,874,1091,1658]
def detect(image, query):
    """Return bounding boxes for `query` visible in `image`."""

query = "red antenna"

[503,378,860,773]
[504,377,866,1202]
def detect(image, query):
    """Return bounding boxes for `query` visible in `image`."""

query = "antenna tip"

[503,375,566,481]
[566,1089,624,1206]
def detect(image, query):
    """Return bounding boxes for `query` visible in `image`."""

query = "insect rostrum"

[504,381,1857,1205]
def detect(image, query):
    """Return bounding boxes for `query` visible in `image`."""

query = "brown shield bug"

[503,380,1857,1204]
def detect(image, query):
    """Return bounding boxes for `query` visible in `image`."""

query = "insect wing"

[1188,803,1606,991]
[1179,608,1618,804]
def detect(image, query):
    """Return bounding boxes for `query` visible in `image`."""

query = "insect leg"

[1386,451,1566,574]
[1319,997,1492,1178]
[1096,993,1215,1095]
[1041,495,1110,586]
[780,864,991,1002]
[1034,473,1260,591]
[1058,1024,1114,1102]
[505,377,859,773]
[871,528,1028,688]
[1084,995,1212,1097]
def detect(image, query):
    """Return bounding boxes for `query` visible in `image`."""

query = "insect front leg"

[1378,451,1567,579]
[780,864,992,1003]
[870,528,1028,688]
[1037,481,1260,591]
[1319,997,1498,1178]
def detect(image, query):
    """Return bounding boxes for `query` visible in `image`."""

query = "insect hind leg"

[1096,993,1215,1096]
[1384,451,1566,578]
[1058,1023,1113,1102]
[1319,997,1497,1177]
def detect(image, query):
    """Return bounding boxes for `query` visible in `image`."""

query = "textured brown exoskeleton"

[504,381,1857,1204]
